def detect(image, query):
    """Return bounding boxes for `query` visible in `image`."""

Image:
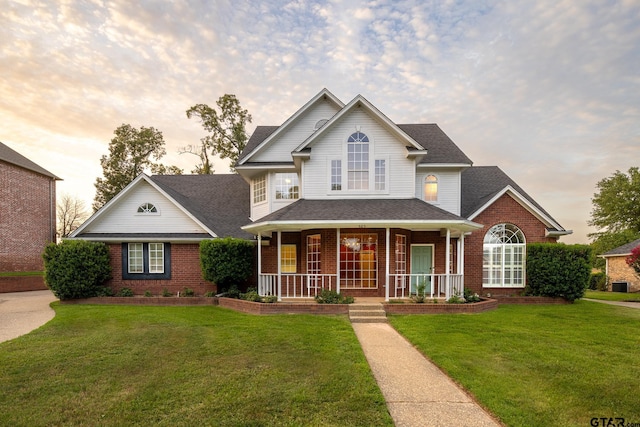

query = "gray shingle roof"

[0,141,60,179]
[252,198,468,223]
[149,174,252,239]
[397,124,473,165]
[238,126,279,163]
[603,238,640,256]
[461,166,563,230]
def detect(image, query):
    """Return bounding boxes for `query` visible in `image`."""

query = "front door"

[411,245,433,294]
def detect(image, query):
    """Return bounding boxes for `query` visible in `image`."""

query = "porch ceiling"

[242,198,483,235]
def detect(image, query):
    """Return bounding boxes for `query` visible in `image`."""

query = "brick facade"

[606,256,640,292]
[0,160,56,273]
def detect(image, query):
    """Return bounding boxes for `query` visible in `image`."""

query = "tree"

[57,193,89,238]
[186,94,252,171]
[589,167,640,234]
[199,238,253,293]
[93,124,182,211]
[178,141,214,174]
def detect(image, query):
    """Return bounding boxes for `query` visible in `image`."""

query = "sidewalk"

[0,290,57,344]
[352,322,500,427]
[583,298,640,309]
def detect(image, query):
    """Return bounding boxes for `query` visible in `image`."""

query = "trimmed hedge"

[200,238,253,293]
[526,243,592,302]
[42,240,112,300]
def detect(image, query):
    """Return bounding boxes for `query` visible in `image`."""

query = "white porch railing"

[258,274,337,299]
[258,273,464,300]
[390,274,464,300]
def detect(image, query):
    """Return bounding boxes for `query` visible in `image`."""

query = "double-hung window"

[123,243,171,279]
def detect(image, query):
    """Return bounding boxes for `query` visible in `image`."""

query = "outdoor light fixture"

[342,237,361,251]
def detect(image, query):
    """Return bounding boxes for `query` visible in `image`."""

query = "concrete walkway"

[0,290,58,344]
[352,322,500,427]
[583,298,640,309]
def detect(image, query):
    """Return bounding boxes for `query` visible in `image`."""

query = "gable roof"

[398,124,472,165]
[0,141,61,179]
[602,238,640,257]
[149,174,252,239]
[237,88,344,165]
[461,166,569,234]
[242,198,482,235]
[71,173,252,240]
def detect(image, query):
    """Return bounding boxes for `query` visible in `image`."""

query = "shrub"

[117,287,134,297]
[589,271,607,291]
[42,240,112,300]
[144,290,153,297]
[411,281,427,303]
[223,285,241,299]
[526,243,592,302]
[203,291,216,297]
[314,289,354,304]
[263,295,278,303]
[96,287,115,297]
[162,288,173,297]
[241,289,263,302]
[200,238,253,293]
[446,294,464,304]
[181,288,195,297]
[464,288,481,303]
[626,245,640,276]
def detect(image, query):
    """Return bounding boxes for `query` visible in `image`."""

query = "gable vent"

[314,119,328,130]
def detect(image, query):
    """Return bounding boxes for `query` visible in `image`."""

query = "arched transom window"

[483,223,526,288]
[424,175,438,202]
[137,203,158,213]
[347,131,369,190]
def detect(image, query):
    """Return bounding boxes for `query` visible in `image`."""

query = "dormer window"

[137,203,158,213]
[424,175,438,202]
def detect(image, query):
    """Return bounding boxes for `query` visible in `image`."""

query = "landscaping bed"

[383,298,498,314]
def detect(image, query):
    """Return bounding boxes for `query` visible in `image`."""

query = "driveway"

[0,290,58,344]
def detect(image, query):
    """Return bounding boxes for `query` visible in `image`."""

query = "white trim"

[69,173,217,238]
[238,88,344,165]
[417,163,472,168]
[467,185,566,232]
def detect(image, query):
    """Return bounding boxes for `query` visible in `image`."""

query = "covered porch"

[242,199,482,302]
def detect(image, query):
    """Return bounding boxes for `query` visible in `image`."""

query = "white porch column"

[277,230,282,302]
[257,234,262,295]
[336,228,341,294]
[445,228,451,299]
[460,233,465,277]
[385,228,390,302]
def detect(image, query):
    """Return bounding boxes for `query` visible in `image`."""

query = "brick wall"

[0,161,56,273]
[463,193,557,295]
[607,256,640,292]
[0,275,48,292]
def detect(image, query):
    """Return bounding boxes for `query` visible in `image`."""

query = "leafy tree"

[178,141,214,174]
[93,124,182,211]
[57,193,89,238]
[589,167,640,234]
[186,94,252,171]
[199,238,253,293]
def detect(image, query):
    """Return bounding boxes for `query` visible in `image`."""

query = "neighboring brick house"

[0,141,60,292]
[71,89,571,299]
[600,238,640,293]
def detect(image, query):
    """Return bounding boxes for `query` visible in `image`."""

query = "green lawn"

[584,290,640,302]
[0,304,392,427]
[389,301,640,427]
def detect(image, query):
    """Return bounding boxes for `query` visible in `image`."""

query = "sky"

[1,0,639,244]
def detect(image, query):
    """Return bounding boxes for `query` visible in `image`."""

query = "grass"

[584,290,640,302]
[0,303,392,427]
[389,301,640,427]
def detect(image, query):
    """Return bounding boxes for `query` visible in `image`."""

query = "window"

[137,203,158,213]
[395,235,406,276]
[331,160,342,191]
[347,132,369,190]
[275,173,299,200]
[340,233,377,288]
[281,244,297,273]
[424,175,438,202]
[375,159,386,191]
[122,243,171,279]
[483,224,526,287]
[307,235,321,275]
[253,175,266,204]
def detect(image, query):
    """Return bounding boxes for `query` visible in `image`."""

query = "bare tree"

[57,193,89,238]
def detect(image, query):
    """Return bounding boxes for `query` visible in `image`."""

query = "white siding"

[251,100,341,162]
[85,182,209,234]
[303,109,416,199]
[415,169,462,215]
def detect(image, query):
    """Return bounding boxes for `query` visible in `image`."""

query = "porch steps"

[349,303,387,323]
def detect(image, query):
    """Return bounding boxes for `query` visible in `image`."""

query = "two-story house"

[71,89,570,299]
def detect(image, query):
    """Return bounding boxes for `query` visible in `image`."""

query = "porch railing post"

[445,228,451,300]
[257,234,262,295]
[385,228,390,302]
[336,228,340,295]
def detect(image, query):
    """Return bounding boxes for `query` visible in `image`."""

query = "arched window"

[137,203,158,213]
[347,132,369,190]
[424,175,438,202]
[483,223,526,287]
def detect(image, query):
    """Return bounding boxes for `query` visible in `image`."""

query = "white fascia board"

[242,219,483,235]
[294,94,424,153]
[417,163,473,168]
[69,173,218,238]
[237,88,344,165]
[467,185,565,232]
[69,236,210,243]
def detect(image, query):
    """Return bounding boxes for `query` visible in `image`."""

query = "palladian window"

[483,224,526,287]
[347,131,369,190]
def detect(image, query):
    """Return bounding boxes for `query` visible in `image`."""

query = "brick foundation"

[384,298,498,314]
